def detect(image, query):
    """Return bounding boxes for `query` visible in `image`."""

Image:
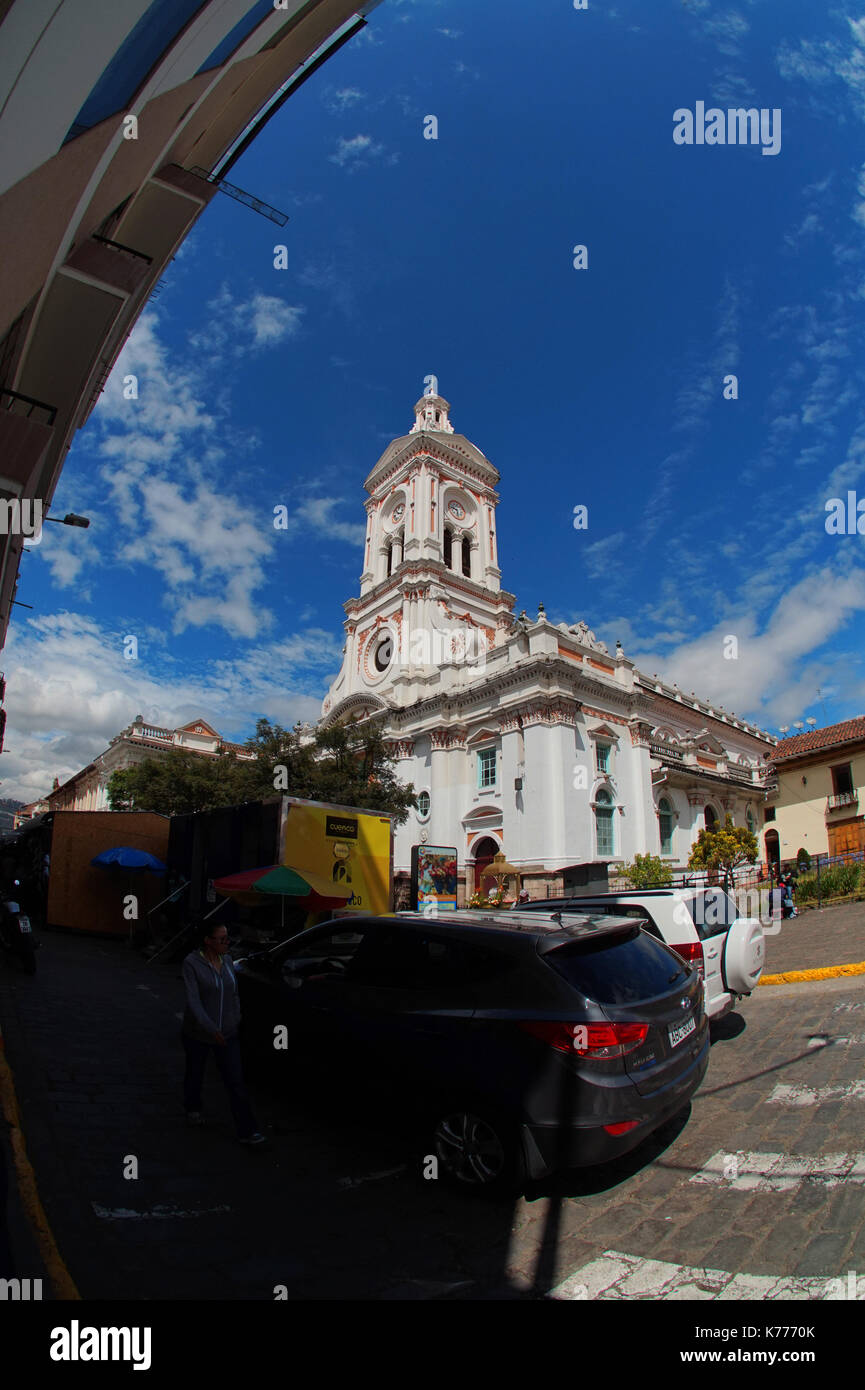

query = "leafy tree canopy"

[687,813,758,889]
[620,854,673,889]
[106,718,416,824]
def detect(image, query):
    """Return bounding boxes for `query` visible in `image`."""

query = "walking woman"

[181,922,266,1144]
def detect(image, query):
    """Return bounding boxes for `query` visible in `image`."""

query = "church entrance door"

[472,836,501,894]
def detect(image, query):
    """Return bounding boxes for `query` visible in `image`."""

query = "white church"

[321,384,774,900]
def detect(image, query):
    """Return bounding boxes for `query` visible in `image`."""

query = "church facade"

[321,386,775,898]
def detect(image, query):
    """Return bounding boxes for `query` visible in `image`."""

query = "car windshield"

[546,928,688,1003]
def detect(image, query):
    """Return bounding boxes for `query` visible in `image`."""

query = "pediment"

[689,729,726,755]
[321,692,391,726]
[462,804,502,825]
[587,723,620,744]
[177,719,220,737]
[465,726,500,746]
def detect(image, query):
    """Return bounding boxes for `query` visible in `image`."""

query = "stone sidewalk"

[762,900,865,975]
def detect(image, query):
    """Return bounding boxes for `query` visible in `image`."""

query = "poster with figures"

[410,845,458,912]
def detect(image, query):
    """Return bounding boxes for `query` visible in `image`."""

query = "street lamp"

[43,513,90,527]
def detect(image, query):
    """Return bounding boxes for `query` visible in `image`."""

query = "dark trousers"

[181,1032,258,1139]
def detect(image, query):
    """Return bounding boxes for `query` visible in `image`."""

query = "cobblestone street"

[1,905,864,1300]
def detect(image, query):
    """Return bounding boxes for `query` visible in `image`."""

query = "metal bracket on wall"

[188,168,288,226]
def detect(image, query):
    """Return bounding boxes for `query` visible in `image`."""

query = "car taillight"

[517,1021,649,1058]
[674,940,705,977]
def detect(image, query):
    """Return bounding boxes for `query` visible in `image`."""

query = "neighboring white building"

[322,385,775,897]
[47,716,254,813]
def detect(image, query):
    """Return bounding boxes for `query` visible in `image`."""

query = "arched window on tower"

[461,536,471,577]
[443,528,453,568]
[386,541,393,578]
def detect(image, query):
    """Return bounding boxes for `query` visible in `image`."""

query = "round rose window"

[374,633,393,671]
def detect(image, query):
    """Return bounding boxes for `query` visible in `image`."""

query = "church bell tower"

[321,379,515,721]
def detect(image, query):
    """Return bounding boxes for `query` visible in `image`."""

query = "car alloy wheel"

[433,1110,508,1185]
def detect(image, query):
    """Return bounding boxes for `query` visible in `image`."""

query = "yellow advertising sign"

[280,797,393,914]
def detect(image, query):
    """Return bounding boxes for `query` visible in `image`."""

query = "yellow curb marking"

[0,1026,80,1300]
[759,961,865,986]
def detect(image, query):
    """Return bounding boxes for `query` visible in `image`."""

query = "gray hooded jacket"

[182,949,242,1043]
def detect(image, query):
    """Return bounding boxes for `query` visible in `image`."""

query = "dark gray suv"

[235,908,709,1192]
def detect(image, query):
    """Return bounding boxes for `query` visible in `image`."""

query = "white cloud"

[777,19,865,121]
[110,475,277,639]
[0,612,340,802]
[189,287,305,358]
[629,563,865,728]
[86,312,282,638]
[284,496,366,547]
[581,530,627,581]
[242,293,304,347]
[323,87,366,112]
[97,310,215,452]
[329,134,392,169]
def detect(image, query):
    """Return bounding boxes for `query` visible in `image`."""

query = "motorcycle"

[0,880,37,973]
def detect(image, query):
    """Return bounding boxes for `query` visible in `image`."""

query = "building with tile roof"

[46,715,254,812]
[764,717,865,869]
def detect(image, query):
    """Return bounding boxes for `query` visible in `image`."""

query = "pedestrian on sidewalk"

[782,872,798,920]
[180,924,266,1145]
[768,880,786,924]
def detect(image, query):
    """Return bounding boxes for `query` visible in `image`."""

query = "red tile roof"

[771,716,865,763]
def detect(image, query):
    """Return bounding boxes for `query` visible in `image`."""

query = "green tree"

[107,747,252,815]
[107,718,416,824]
[306,723,416,824]
[620,854,674,889]
[688,813,758,892]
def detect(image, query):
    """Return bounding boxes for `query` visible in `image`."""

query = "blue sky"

[6,0,865,802]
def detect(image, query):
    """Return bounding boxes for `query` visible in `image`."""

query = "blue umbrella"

[91,847,166,874]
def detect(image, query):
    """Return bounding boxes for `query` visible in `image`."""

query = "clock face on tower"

[392,502,405,523]
[448,500,466,520]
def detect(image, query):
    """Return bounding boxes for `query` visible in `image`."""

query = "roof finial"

[410,378,454,434]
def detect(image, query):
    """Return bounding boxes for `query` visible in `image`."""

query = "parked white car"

[523,888,765,1021]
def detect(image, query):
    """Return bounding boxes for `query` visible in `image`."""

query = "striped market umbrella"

[213,864,353,929]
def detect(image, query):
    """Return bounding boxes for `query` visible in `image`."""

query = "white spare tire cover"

[723,918,765,994]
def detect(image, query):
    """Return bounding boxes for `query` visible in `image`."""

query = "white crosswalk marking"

[769,1080,865,1106]
[548,1250,858,1301]
[691,1150,865,1193]
[807,1034,865,1048]
[91,1202,231,1220]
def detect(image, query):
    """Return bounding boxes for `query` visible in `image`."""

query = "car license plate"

[18,918,31,933]
[668,1016,696,1048]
